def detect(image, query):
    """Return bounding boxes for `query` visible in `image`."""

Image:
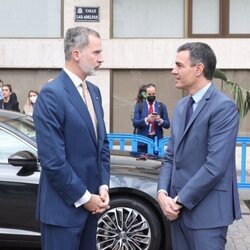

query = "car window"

[0,129,37,164]
[4,117,36,141]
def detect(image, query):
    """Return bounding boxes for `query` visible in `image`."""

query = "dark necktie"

[185,97,194,127]
[148,103,155,134]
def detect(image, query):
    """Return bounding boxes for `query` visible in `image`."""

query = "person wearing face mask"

[23,90,38,116]
[133,83,170,153]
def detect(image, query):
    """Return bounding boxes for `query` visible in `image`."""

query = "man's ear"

[195,63,204,77]
[72,49,80,62]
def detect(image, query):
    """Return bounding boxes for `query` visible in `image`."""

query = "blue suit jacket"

[33,70,110,227]
[133,100,170,139]
[158,84,241,229]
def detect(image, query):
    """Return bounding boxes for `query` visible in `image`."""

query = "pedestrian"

[157,42,241,250]
[131,84,146,125]
[133,83,170,153]
[23,90,38,116]
[0,84,20,112]
[33,26,110,250]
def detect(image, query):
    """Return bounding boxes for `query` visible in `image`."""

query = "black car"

[0,110,171,250]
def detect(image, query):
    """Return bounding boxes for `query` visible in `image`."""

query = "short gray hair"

[64,26,100,60]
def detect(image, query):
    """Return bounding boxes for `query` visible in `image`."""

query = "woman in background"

[23,90,38,116]
[0,84,20,112]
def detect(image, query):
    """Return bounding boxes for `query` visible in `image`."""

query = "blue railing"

[107,134,250,189]
[107,133,155,154]
[236,137,250,188]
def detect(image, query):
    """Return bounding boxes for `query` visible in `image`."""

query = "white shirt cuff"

[99,184,109,191]
[157,189,168,196]
[74,190,91,208]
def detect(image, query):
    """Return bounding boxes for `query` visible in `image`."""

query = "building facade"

[0,0,249,135]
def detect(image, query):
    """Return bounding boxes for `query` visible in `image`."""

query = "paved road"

[226,190,250,250]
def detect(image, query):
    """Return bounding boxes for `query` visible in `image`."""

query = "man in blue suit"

[33,26,110,250]
[157,42,241,250]
[133,83,170,153]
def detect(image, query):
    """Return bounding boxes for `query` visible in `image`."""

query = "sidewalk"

[226,191,250,249]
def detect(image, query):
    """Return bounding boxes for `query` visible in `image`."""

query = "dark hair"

[28,90,39,97]
[136,84,146,103]
[146,83,156,89]
[177,42,217,80]
[3,84,12,92]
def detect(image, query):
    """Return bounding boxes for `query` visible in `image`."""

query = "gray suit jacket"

[158,84,241,229]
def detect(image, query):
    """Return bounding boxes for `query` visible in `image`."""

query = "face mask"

[30,96,37,104]
[147,95,155,104]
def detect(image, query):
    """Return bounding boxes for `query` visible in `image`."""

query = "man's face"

[78,34,104,76]
[146,86,156,97]
[171,50,198,91]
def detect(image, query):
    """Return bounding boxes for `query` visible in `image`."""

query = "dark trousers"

[41,214,98,250]
[171,215,228,250]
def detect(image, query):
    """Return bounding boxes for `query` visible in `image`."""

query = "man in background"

[133,83,170,153]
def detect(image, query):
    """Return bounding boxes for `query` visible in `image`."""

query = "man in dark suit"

[157,42,241,250]
[33,26,110,250]
[133,83,170,153]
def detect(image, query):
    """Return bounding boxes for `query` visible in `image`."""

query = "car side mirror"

[8,150,38,176]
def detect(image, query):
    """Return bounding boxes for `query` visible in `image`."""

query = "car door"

[0,127,40,243]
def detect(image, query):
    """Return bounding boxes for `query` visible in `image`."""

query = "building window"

[189,0,250,38]
[0,0,61,38]
[229,0,250,35]
[112,0,184,38]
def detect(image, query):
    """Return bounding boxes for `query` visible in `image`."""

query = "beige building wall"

[0,0,249,135]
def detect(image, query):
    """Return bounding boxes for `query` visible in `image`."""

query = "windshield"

[4,116,36,141]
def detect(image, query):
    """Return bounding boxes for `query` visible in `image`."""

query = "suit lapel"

[154,101,159,114]
[176,84,216,151]
[61,71,98,147]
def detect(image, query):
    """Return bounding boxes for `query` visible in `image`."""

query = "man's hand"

[83,193,109,214]
[147,114,156,123]
[173,196,183,210]
[155,114,161,122]
[157,192,181,221]
[97,188,110,213]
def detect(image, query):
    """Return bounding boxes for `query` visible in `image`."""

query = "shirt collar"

[192,82,211,104]
[63,67,83,88]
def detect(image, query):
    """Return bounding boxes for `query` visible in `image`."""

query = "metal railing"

[107,133,250,189]
[236,137,250,188]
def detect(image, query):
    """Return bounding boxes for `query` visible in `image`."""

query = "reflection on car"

[0,110,171,250]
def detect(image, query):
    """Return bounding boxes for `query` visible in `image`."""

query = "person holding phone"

[133,83,170,153]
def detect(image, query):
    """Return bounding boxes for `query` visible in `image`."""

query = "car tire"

[97,195,162,250]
